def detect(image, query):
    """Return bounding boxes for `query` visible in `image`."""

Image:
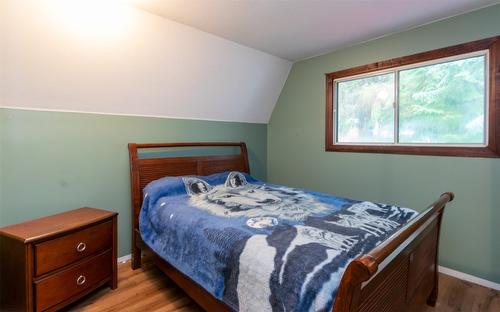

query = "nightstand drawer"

[35,221,112,276]
[35,250,112,311]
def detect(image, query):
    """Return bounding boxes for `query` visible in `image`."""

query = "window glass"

[398,55,486,144]
[337,73,395,143]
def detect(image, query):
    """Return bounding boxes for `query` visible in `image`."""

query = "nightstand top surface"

[0,207,117,243]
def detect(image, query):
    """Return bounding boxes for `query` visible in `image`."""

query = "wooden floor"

[65,261,499,312]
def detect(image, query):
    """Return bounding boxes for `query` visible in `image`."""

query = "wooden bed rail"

[129,142,250,149]
[333,192,454,312]
[361,192,454,273]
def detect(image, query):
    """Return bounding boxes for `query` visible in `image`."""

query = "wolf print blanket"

[140,171,417,312]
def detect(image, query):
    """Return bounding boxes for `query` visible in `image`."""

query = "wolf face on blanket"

[183,171,330,221]
[141,172,417,311]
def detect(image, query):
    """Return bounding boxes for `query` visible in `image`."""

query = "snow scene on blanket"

[139,171,417,312]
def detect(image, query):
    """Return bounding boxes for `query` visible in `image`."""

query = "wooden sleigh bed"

[128,142,454,312]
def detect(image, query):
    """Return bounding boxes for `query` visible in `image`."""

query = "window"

[325,36,500,157]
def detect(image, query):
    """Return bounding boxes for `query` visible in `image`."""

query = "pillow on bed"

[142,171,259,213]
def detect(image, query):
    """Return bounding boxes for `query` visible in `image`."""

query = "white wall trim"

[118,254,132,264]
[439,266,500,291]
[113,254,500,291]
[0,106,266,125]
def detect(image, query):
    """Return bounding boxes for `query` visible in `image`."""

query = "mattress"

[139,171,417,312]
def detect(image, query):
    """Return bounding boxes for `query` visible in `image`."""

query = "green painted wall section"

[268,5,500,283]
[0,108,267,257]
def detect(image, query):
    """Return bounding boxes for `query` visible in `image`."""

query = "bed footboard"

[333,192,453,312]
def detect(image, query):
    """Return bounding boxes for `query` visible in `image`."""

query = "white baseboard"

[439,266,500,291]
[118,254,132,263]
[115,253,499,291]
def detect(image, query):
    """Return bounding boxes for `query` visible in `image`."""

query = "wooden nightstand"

[0,207,118,312]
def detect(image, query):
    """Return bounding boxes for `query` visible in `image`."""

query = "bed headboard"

[128,142,249,267]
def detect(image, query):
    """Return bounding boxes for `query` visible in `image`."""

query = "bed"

[128,142,454,312]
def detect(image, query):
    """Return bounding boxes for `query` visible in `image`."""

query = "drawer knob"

[76,242,86,252]
[76,275,86,285]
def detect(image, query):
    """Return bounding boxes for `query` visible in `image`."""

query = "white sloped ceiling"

[0,0,291,123]
[132,0,500,61]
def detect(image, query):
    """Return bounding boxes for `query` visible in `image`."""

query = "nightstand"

[0,207,118,312]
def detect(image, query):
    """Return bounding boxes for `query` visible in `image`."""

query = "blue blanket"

[140,172,417,312]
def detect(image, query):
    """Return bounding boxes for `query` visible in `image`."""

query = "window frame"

[325,36,500,157]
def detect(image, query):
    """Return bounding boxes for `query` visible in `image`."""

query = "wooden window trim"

[325,36,500,157]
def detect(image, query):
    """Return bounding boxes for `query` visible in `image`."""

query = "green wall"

[268,5,500,283]
[0,108,267,257]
